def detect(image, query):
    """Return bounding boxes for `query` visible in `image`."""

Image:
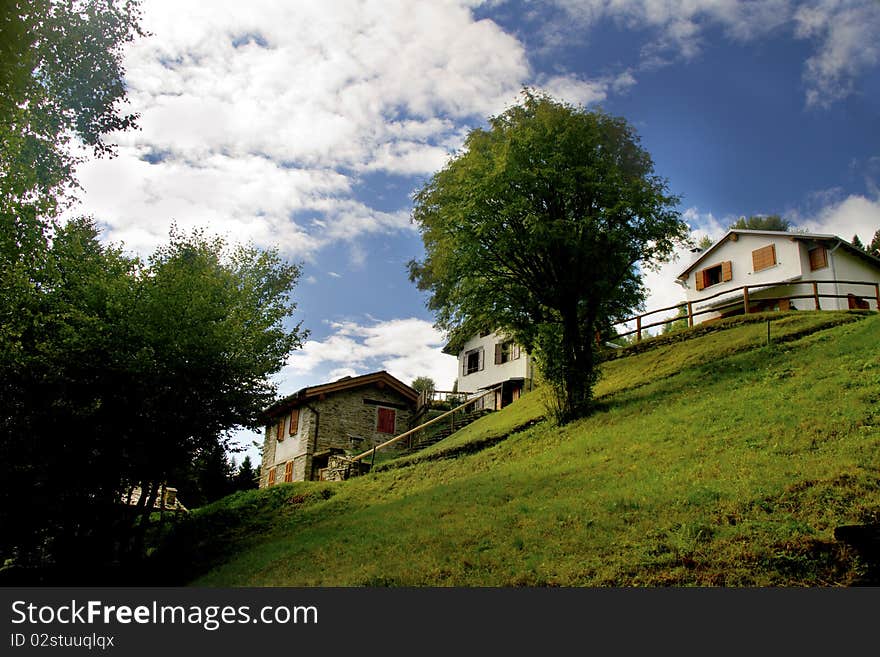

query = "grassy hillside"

[150,311,880,586]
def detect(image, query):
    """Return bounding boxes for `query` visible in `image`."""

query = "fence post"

[636,315,642,342]
[743,287,750,314]
[812,282,820,310]
[687,301,693,328]
[875,283,879,310]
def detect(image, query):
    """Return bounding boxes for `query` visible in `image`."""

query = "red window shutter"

[284,461,293,483]
[695,269,705,291]
[377,407,396,434]
[267,467,276,486]
[495,343,502,365]
[721,261,733,282]
[289,408,299,435]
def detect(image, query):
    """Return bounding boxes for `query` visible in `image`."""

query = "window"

[288,408,300,436]
[267,467,276,486]
[495,340,520,364]
[276,418,285,442]
[695,261,732,291]
[463,347,484,375]
[752,244,777,272]
[809,246,827,271]
[284,461,293,483]
[376,407,396,434]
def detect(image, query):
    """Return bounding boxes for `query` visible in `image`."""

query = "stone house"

[676,230,880,324]
[260,371,418,485]
[443,331,533,410]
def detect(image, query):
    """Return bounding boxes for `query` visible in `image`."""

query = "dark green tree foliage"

[697,234,714,250]
[409,92,687,423]
[0,222,306,582]
[870,229,880,256]
[1,0,144,224]
[728,214,792,231]
[411,376,436,394]
[232,455,259,492]
[851,234,866,252]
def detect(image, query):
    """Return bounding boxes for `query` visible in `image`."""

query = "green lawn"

[151,311,880,586]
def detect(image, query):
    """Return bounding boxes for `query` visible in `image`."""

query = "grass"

[151,311,880,586]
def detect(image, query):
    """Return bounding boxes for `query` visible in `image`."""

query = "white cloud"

[72,0,535,260]
[794,0,880,107]
[544,0,878,107]
[801,194,880,241]
[281,317,458,391]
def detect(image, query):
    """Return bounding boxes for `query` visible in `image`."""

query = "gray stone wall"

[259,424,275,488]
[314,385,414,455]
[260,383,414,486]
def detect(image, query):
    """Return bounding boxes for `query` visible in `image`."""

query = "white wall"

[272,407,311,466]
[686,236,801,300]
[457,332,530,392]
[823,248,880,310]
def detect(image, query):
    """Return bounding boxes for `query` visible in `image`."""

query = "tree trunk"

[559,306,594,423]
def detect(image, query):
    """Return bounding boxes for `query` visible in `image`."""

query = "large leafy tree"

[0,222,306,582]
[1,0,144,224]
[409,92,688,423]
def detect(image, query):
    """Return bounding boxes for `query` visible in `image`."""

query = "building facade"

[260,371,418,486]
[446,331,533,410]
[677,230,880,325]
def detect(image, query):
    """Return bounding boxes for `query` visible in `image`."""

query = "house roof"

[677,230,880,279]
[262,370,418,419]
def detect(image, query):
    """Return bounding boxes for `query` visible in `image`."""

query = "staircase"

[403,408,494,455]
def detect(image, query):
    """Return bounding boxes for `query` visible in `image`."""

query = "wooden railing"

[351,385,501,464]
[611,279,880,342]
[416,388,470,411]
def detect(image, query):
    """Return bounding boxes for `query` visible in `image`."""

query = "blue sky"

[69,0,880,462]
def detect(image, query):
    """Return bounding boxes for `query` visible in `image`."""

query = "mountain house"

[260,371,418,485]
[676,230,880,324]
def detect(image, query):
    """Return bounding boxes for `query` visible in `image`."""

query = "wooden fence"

[351,385,500,464]
[611,279,880,342]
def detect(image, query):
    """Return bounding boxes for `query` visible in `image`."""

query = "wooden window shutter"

[377,407,396,434]
[289,408,299,435]
[267,467,276,486]
[494,343,502,365]
[284,461,293,483]
[695,269,705,291]
[809,246,827,271]
[721,261,733,282]
[478,347,484,371]
[276,419,284,442]
[752,245,776,272]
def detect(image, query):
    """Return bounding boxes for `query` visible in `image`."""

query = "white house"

[676,230,880,325]
[444,331,533,409]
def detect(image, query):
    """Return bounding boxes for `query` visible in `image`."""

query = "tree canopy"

[0,222,306,582]
[411,376,436,395]
[409,92,688,423]
[0,0,144,223]
[728,214,792,231]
